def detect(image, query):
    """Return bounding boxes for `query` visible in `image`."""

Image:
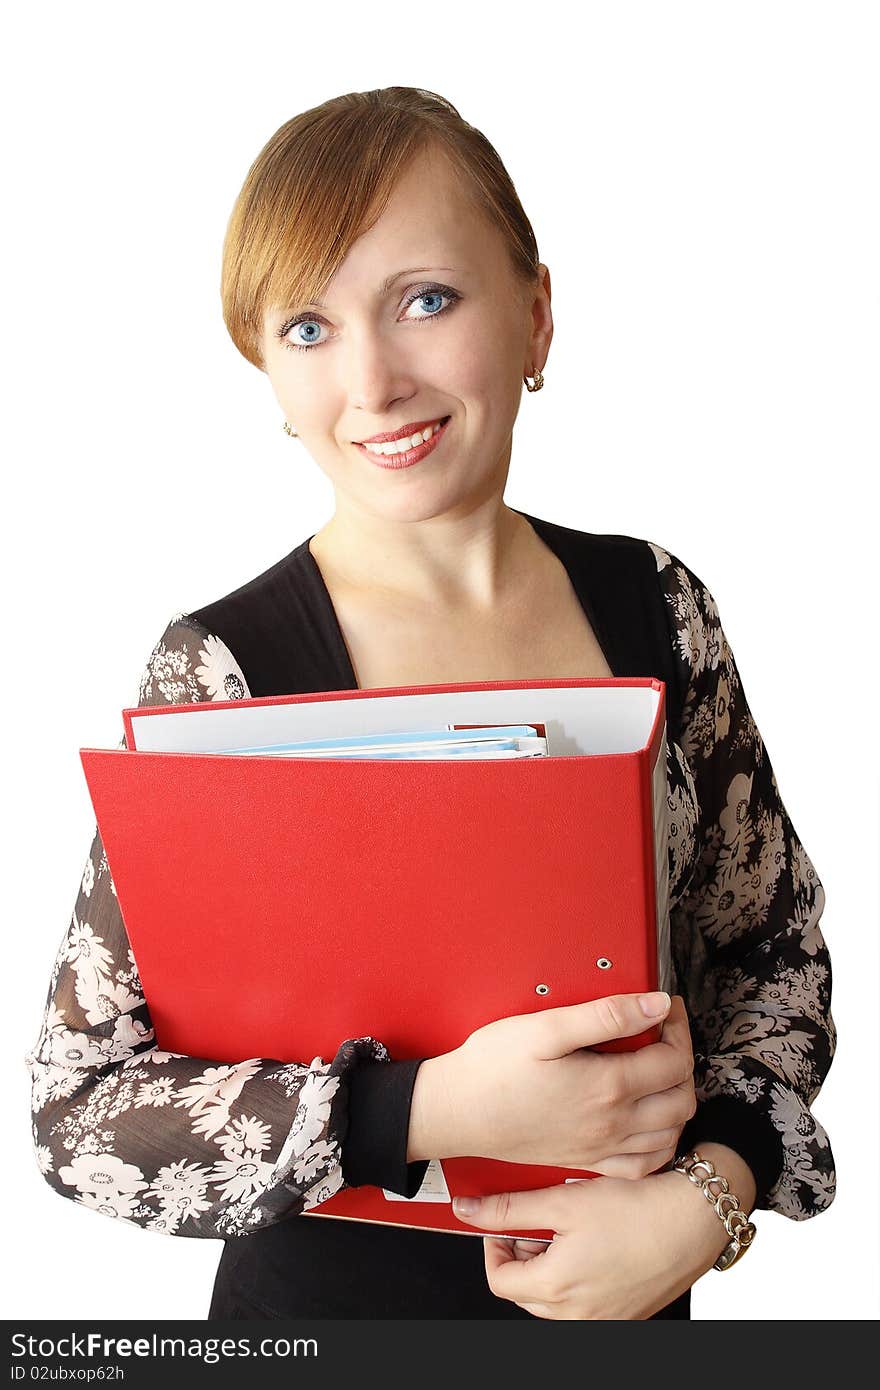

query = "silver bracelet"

[672,1149,757,1271]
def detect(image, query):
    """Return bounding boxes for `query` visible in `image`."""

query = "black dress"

[26,510,836,1320]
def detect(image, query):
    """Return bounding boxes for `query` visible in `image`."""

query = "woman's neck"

[308,502,539,614]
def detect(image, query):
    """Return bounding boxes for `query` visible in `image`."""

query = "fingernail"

[639,991,671,1017]
[453,1197,479,1216]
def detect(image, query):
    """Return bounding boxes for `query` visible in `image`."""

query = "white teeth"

[363,419,444,455]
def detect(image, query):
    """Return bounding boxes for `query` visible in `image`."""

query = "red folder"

[80,676,671,1240]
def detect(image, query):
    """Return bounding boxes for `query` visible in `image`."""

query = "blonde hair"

[220,87,541,371]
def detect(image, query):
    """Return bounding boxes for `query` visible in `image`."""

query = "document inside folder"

[216,724,549,759]
[125,680,662,758]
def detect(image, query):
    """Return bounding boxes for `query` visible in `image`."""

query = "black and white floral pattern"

[26,615,388,1239]
[650,544,835,1220]
[26,546,835,1238]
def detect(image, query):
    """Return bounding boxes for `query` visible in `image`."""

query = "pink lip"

[355,416,451,470]
[355,416,449,444]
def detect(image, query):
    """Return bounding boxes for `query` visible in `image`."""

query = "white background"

[6,0,877,1322]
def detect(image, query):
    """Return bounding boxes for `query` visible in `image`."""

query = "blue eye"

[289,320,324,349]
[276,283,461,354]
[406,289,447,320]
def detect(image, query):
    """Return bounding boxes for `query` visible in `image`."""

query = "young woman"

[27,87,836,1321]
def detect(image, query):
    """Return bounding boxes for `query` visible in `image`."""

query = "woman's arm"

[25,614,401,1238]
[650,542,836,1219]
[452,544,836,1316]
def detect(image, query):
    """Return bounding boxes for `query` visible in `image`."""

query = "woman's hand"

[414,993,696,1176]
[576,997,697,1178]
[451,1170,728,1320]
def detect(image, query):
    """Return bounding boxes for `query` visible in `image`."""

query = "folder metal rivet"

[597,957,613,969]
[535,983,550,995]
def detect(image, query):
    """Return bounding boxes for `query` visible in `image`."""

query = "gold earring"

[524,368,544,392]
[282,421,298,437]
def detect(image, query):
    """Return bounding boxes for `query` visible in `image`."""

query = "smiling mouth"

[354,416,452,469]
[356,417,450,456]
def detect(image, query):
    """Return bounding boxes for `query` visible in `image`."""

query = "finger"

[484,1236,518,1266]
[453,1189,568,1235]
[535,991,671,1058]
[583,1147,676,1179]
[617,1023,695,1102]
[484,1237,556,1317]
[512,1239,547,1261]
[604,1121,684,1155]
[627,1080,696,1135]
[487,1235,546,1261]
[483,1234,559,1306]
[656,996,695,1053]
[612,1047,693,1105]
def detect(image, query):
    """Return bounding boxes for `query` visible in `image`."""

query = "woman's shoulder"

[521,509,700,605]
[187,536,315,634]
[135,538,317,707]
[137,610,251,707]
[171,534,351,700]
[521,508,653,558]
[545,514,717,646]
[522,508,710,632]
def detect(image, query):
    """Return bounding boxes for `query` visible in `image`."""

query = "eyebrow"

[304,267,457,312]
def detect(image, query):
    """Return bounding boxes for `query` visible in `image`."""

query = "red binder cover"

[81,676,670,1240]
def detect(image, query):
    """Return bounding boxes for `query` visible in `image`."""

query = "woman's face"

[259,145,552,526]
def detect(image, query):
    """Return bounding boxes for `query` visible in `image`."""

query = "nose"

[342,324,418,422]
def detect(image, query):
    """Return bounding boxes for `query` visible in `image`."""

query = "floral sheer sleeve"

[650,544,836,1220]
[25,614,388,1239]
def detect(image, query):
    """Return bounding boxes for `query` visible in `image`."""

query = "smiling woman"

[231,130,549,560]
[26,85,836,1324]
